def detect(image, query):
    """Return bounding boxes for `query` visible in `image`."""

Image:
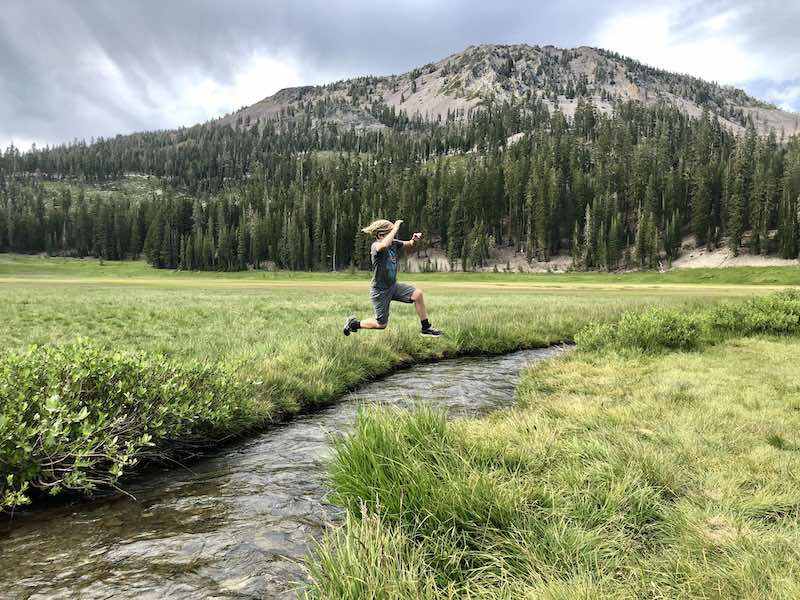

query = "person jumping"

[343,219,442,337]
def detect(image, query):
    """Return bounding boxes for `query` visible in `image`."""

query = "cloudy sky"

[2,0,798,151]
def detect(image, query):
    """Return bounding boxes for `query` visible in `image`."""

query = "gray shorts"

[371,282,416,325]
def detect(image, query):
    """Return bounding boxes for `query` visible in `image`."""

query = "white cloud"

[762,84,800,112]
[593,2,800,112]
[1,49,316,149]
[594,5,764,85]
[151,51,312,128]
[79,47,313,130]
[1,138,39,153]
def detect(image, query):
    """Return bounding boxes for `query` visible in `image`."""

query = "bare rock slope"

[219,44,800,136]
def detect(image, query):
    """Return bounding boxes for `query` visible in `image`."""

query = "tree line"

[1,96,799,271]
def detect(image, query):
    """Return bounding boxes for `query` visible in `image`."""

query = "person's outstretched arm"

[375,220,403,251]
[402,232,422,250]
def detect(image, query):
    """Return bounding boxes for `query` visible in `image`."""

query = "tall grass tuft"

[313,404,672,597]
[305,506,442,599]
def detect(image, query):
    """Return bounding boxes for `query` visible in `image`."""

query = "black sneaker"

[343,316,359,336]
[421,326,443,337]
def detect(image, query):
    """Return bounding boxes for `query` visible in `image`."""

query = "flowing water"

[0,346,564,599]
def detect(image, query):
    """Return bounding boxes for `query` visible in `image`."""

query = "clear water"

[0,346,564,599]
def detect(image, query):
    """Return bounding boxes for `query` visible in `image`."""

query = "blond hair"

[361,219,393,237]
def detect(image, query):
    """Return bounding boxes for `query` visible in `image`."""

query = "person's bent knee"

[376,322,388,329]
[412,288,424,301]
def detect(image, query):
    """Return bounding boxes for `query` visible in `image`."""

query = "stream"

[0,346,563,599]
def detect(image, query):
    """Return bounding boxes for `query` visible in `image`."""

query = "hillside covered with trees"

[1,45,799,272]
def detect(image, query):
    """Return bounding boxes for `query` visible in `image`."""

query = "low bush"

[709,289,800,336]
[0,340,259,509]
[576,307,707,353]
[576,289,800,353]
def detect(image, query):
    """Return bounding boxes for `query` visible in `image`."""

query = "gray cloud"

[720,0,800,60]
[0,0,797,151]
[668,0,800,78]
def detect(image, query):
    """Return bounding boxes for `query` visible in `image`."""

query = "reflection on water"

[0,346,564,599]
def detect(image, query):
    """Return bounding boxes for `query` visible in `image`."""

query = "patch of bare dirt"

[671,239,798,269]
[702,516,738,545]
[404,246,574,273]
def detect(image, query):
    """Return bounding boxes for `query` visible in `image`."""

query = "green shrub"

[0,340,258,509]
[576,307,707,353]
[709,289,800,336]
[577,290,800,353]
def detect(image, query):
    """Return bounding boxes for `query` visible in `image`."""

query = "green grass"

[309,337,800,599]
[576,291,800,353]
[0,254,792,509]
[39,174,166,200]
[306,297,800,599]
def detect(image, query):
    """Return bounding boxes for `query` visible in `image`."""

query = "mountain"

[219,44,800,137]
[4,43,800,274]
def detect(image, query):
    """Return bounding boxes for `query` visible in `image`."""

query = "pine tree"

[143,209,163,267]
[634,207,658,268]
[129,208,142,258]
[583,203,594,268]
[446,194,464,269]
[607,214,621,270]
[571,221,582,267]
[778,193,798,259]
[726,165,745,255]
[236,224,246,270]
[179,234,188,270]
[160,218,174,268]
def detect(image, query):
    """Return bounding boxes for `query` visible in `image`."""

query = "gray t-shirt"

[370,239,403,290]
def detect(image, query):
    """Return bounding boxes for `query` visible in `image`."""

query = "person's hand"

[394,219,403,228]
[412,232,422,241]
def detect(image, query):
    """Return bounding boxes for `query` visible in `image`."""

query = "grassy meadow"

[307,291,800,599]
[0,254,796,518]
[6,254,789,371]
[0,254,689,509]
